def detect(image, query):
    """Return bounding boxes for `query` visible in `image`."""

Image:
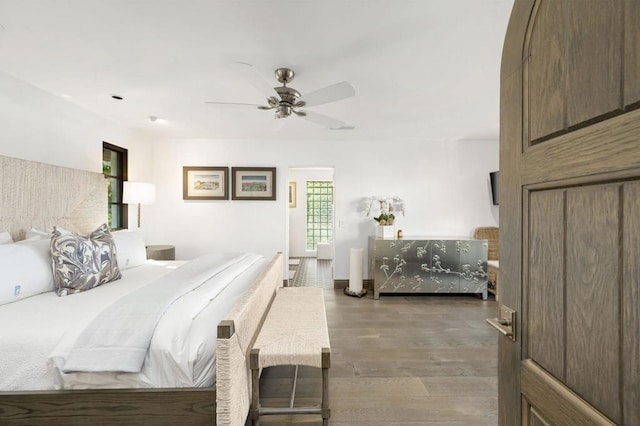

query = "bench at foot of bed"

[249,287,331,426]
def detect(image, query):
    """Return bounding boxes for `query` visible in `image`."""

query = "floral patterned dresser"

[368,237,489,299]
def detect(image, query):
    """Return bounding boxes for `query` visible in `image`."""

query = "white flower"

[364,196,405,217]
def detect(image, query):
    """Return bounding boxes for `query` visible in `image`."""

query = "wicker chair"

[473,226,499,299]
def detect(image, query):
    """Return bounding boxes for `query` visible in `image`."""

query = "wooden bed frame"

[0,156,283,425]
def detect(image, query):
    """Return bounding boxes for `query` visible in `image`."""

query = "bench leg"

[321,348,331,425]
[289,365,299,408]
[250,349,260,426]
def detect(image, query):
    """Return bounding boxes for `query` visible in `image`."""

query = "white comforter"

[0,254,265,390]
[62,252,261,373]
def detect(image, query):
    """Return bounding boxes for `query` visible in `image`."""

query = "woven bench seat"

[250,287,330,425]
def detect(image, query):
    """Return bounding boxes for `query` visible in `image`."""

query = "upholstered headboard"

[0,155,107,241]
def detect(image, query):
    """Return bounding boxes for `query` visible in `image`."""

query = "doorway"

[287,167,334,288]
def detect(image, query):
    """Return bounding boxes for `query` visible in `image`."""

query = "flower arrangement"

[365,196,404,226]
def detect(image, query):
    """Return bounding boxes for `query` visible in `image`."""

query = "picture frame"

[288,181,297,208]
[231,167,276,200]
[183,166,229,200]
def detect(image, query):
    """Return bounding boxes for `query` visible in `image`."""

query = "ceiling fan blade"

[231,62,278,99]
[298,81,355,107]
[297,110,354,130]
[204,101,268,110]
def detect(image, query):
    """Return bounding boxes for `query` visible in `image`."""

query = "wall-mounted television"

[489,171,499,205]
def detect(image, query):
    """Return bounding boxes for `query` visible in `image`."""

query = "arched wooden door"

[498,1,640,424]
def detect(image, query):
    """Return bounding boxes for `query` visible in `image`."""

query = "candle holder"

[344,287,367,298]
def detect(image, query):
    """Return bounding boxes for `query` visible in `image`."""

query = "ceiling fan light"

[275,104,292,118]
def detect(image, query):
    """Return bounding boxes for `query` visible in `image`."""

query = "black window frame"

[102,142,128,230]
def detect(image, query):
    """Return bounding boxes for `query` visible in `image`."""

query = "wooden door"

[498,1,640,425]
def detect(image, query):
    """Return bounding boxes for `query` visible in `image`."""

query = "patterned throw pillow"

[50,224,122,296]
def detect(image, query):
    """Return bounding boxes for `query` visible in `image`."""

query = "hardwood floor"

[258,283,499,425]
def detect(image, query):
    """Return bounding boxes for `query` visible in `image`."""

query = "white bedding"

[62,252,261,374]
[0,255,265,390]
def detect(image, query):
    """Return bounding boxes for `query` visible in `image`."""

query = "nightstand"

[146,245,176,261]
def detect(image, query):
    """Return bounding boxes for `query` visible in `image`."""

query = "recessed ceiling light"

[111,94,123,100]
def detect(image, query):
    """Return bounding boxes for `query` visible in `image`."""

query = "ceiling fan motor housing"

[274,86,301,118]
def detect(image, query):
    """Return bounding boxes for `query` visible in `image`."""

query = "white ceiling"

[0,0,514,141]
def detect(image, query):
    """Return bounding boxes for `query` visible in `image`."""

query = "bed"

[0,155,282,425]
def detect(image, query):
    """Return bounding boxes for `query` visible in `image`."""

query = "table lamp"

[123,181,156,228]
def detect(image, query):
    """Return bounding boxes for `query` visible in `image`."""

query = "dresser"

[368,237,488,299]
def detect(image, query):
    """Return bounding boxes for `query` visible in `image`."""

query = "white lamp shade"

[123,182,156,205]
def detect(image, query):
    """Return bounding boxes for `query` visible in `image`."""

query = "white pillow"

[0,231,13,244]
[0,238,54,305]
[25,228,50,240]
[111,230,147,270]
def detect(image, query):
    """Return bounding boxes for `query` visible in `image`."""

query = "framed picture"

[232,167,276,200]
[288,182,297,208]
[183,166,229,200]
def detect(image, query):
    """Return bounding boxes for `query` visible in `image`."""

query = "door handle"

[486,305,516,342]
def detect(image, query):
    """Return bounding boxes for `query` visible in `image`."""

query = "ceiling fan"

[205,62,355,130]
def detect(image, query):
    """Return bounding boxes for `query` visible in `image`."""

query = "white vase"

[376,225,396,239]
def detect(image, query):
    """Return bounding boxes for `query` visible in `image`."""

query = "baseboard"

[334,279,348,289]
[334,279,373,289]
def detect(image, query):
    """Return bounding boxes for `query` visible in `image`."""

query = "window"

[102,142,128,229]
[306,181,333,250]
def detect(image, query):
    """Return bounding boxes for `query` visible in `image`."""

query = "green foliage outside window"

[306,181,333,250]
[102,161,114,226]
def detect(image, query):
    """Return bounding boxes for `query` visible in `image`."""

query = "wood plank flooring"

[257,287,499,425]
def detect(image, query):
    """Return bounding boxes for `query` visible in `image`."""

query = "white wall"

[143,139,286,260]
[0,71,142,172]
[288,167,334,258]
[0,70,155,228]
[144,137,499,279]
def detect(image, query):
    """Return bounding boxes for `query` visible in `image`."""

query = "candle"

[349,248,364,293]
